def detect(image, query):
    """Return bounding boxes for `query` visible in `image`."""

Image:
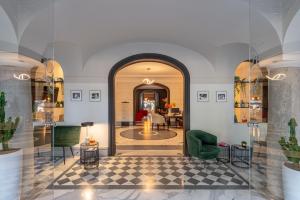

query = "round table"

[217,143,231,163]
[231,144,252,168]
[80,142,99,169]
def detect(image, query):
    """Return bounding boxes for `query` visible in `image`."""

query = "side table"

[80,142,99,169]
[217,143,230,163]
[231,144,252,168]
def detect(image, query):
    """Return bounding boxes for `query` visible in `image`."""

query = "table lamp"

[81,122,94,144]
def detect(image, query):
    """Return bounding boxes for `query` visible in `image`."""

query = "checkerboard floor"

[49,157,250,189]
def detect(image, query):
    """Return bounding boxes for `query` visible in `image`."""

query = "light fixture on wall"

[142,78,155,85]
[13,73,31,80]
[265,73,287,81]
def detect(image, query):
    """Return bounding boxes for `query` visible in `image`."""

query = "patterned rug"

[48,157,250,189]
[120,128,177,140]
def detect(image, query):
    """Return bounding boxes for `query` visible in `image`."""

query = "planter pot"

[0,149,23,200]
[282,162,300,200]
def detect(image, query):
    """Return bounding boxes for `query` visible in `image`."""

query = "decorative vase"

[282,162,300,200]
[0,149,23,200]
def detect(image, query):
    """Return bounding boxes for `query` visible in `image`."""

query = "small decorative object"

[235,101,239,107]
[88,136,96,146]
[164,102,176,114]
[197,91,209,102]
[89,90,101,102]
[234,114,238,123]
[0,92,20,151]
[240,100,245,107]
[279,118,300,200]
[216,91,227,102]
[234,76,240,82]
[71,90,82,101]
[241,141,247,148]
[241,115,247,123]
[164,103,176,109]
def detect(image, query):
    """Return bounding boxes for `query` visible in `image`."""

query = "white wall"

[54,42,251,149]
[190,84,250,144]
[62,83,109,148]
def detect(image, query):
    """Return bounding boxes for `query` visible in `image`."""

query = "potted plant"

[0,91,22,200]
[279,118,300,200]
[241,141,247,148]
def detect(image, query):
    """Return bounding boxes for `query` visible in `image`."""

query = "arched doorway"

[133,83,170,125]
[108,53,190,156]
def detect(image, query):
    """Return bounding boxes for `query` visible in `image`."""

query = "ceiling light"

[142,78,155,85]
[265,73,287,81]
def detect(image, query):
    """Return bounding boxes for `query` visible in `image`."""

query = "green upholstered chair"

[53,126,81,164]
[186,130,220,161]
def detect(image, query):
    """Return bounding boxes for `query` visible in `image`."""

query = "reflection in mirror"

[234,60,268,124]
[31,59,64,123]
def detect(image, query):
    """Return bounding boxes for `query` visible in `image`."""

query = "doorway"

[108,53,190,156]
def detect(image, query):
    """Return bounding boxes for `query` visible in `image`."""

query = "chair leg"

[70,147,74,157]
[62,147,65,165]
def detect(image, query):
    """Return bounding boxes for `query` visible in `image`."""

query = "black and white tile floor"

[49,157,249,190]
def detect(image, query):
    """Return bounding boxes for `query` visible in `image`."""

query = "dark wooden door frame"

[108,53,190,156]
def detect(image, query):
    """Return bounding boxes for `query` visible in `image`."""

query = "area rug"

[48,157,250,189]
[120,128,177,140]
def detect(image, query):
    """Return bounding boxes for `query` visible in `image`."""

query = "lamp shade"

[81,122,94,127]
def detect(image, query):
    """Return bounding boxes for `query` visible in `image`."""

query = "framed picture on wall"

[197,91,209,102]
[89,90,101,102]
[216,91,227,102]
[70,90,82,101]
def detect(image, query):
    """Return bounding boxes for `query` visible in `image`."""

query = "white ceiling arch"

[1,0,300,66]
[0,5,18,52]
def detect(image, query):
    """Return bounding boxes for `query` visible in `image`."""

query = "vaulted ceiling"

[1,0,300,64]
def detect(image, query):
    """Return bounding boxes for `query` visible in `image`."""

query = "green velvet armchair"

[53,126,81,164]
[186,130,220,160]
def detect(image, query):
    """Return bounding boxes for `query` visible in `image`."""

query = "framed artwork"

[197,91,209,102]
[216,91,227,102]
[89,90,101,102]
[70,90,82,101]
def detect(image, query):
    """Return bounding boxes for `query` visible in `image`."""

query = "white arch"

[84,42,216,82]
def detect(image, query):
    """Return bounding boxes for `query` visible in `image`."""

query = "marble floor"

[23,130,281,200]
[115,126,184,156]
[21,152,270,200]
